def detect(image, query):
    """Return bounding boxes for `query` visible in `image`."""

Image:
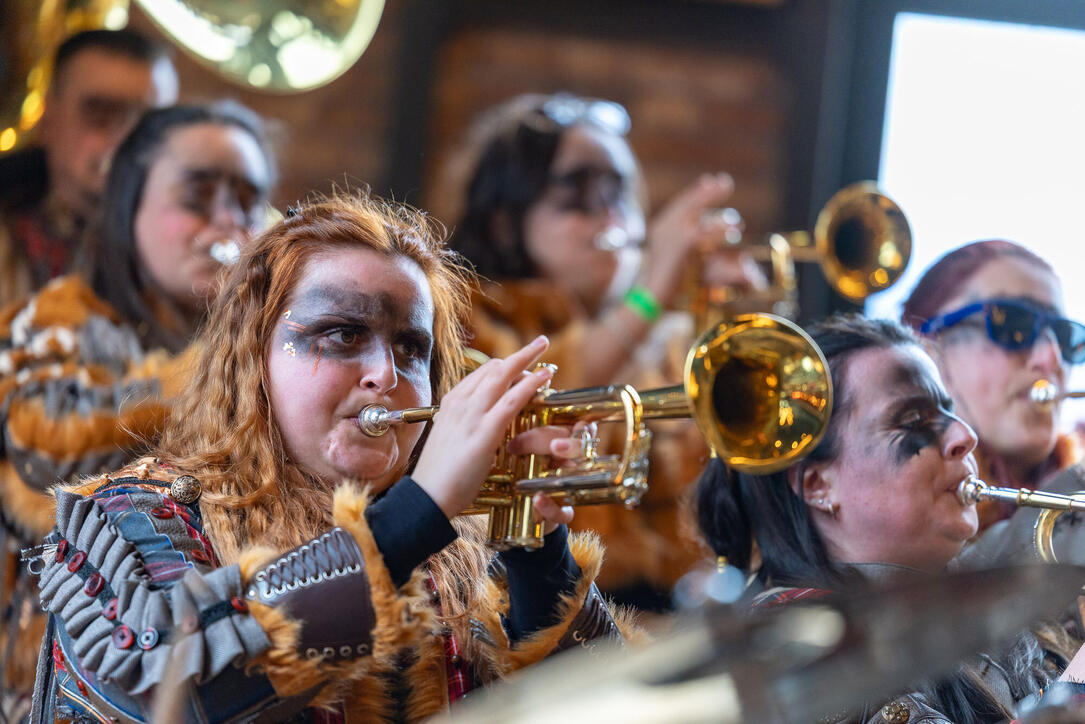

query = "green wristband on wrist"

[624,285,663,323]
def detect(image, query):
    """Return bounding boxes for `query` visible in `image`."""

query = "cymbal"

[442,565,1085,724]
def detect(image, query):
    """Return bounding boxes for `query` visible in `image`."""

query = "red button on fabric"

[112,625,134,650]
[67,551,86,573]
[230,596,249,613]
[54,539,69,563]
[151,507,174,519]
[84,573,104,597]
[102,598,119,620]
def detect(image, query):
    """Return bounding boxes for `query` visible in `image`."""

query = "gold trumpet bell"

[687,314,833,473]
[815,182,911,301]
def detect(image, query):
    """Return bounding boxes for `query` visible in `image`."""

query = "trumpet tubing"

[956,475,1085,564]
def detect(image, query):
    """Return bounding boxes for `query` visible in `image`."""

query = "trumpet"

[956,475,1085,563]
[1029,380,1085,407]
[361,314,833,549]
[691,182,912,325]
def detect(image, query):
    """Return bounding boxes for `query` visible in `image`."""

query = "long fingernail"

[532,334,549,348]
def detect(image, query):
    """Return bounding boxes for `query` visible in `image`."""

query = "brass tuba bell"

[360,314,834,549]
[0,0,383,153]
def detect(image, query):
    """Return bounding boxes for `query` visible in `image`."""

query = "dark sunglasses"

[546,166,629,214]
[920,298,1085,364]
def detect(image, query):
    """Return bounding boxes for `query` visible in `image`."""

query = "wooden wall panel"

[420,26,793,238]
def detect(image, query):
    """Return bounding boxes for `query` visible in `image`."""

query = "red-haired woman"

[28,194,625,722]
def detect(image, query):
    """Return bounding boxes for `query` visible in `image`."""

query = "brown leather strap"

[245,527,376,662]
[554,583,623,654]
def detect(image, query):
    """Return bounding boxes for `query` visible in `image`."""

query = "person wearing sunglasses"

[901,240,1083,536]
[440,92,767,611]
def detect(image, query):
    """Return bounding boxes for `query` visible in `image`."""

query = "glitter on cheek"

[312,345,324,375]
[283,341,296,357]
[283,310,291,319]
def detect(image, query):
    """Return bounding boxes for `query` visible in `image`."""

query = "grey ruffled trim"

[38,491,270,695]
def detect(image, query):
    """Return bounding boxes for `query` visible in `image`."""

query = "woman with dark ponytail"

[696,314,1084,723]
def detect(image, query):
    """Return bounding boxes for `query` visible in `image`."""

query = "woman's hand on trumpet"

[413,335,552,519]
[412,335,586,534]
[508,421,599,534]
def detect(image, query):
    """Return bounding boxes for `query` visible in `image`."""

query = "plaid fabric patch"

[89,479,215,588]
[751,586,832,608]
[426,571,474,703]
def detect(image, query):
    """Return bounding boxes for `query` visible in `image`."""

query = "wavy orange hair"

[156,193,476,562]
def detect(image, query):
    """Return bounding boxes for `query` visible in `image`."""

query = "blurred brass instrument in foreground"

[360,314,833,549]
[694,181,912,323]
[956,475,1085,563]
[2,0,383,153]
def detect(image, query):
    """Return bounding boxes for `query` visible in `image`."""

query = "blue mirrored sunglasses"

[920,298,1085,365]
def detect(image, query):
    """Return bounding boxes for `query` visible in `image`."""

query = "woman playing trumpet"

[0,101,275,713]
[444,92,766,608]
[27,193,626,722]
[902,240,1085,530]
[696,314,1085,722]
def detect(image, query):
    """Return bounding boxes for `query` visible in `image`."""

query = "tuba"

[1,0,383,153]
[360,314,833,549]
[691,182,912,325]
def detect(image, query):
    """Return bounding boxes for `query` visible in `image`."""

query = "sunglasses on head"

[535,95,632,137]
[920,298,1085,365]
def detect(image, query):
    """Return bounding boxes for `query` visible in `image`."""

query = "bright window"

[865,11,1085,420]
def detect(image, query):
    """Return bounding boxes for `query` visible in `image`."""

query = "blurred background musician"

[446,92,765,610]
[0,100,275,716]
[902,240,1084,532]
[0,28,179,307]
[696,314,1084,723]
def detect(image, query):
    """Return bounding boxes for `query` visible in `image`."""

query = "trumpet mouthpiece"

[358,404,392,437]
[1030,380,1059,406]
[209,239,241,266]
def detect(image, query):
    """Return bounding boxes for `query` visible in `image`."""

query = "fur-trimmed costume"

[0,276,190,714]
[469,280,709,603]
[29,458,630,722]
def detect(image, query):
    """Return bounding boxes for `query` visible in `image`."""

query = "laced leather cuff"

[554,583,623,654]
[245,527,375,662]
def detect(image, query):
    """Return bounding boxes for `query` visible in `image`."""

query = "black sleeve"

[365,476,457,587]
[499,525,581,641]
